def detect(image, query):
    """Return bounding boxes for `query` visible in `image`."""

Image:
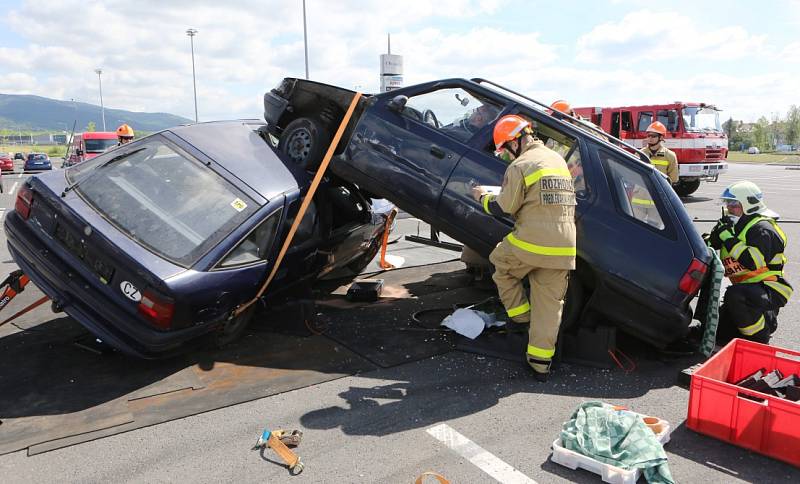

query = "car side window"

[218,208,282,268]
[601,151,665,230]
[401,88,502,142]
[638,112,654,132]
[488,115,589,199]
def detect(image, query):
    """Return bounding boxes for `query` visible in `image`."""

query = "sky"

[0,0,798,124]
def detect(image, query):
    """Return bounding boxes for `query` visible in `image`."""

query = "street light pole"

[186,28,199,123]
[302,0,309,79]
[94,68,106,131]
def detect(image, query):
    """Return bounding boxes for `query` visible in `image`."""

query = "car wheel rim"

[286,128,312,163]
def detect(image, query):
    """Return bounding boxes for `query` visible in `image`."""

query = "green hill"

[0,93,192,132]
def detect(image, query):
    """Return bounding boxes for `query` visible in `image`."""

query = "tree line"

[724,106,800,152]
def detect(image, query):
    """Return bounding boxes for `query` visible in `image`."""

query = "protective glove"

[708,220,734,250]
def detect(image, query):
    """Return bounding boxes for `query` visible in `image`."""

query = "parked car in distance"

[5,120,394,358]
[24,153,52,172]
[0,153,14,171]
[14,152,25,160]
[264,77,712,349]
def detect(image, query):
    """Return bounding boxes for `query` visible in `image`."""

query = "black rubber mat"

[0,315,374,456]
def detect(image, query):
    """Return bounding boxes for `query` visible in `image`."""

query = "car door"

[343,82,498,223]
[439,106,595,257]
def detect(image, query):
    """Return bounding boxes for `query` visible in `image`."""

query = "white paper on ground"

[441,308,506,339]
[375,254,405,269]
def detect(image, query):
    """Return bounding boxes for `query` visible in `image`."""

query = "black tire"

[213,304,256,348]
[278,117,332,171]
[560,272,587,332]
[674,179,701,197]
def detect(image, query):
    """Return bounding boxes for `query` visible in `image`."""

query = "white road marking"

[9,182,18,194]
[426,423,538,484]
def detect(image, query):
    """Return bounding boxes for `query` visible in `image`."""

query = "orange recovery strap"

[379,207,399,269]
[0,270,50,328]
[233,91,363,318]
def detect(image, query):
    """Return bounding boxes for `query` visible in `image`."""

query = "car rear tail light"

[15,184,34,220]
[138,289,175,329]
[679,258,708,296]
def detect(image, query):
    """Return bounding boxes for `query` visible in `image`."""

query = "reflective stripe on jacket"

[720,214,793,301]
[644,144,679,184]
[493,139,577,270]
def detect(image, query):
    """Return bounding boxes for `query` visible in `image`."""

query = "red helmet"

[493,115,531,151]
[645,121,667,136]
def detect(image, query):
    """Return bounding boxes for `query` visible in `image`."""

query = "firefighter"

[708,181,792,344]
[550,100,576,117]
[471,114,576,381]
[116,124,135,145]
[643,121,678,185]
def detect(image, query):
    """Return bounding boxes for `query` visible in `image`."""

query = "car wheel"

[213,304,257,348]
[674,179,701,197]
[278,117,332,171]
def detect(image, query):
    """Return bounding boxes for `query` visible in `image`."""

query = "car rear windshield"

[85,138,118,152]
[66,137,259,267]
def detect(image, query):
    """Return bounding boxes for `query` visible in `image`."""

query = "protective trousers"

[717,283,781,344]
[490,240,569,373]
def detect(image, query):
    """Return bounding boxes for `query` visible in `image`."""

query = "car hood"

[168,120,307,201]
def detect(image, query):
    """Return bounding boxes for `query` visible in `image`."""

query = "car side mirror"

[387,95,408,113]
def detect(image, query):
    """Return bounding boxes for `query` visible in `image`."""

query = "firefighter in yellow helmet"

[707,181,792,344]
[643,121,678,185]
[116,124,135,145]
[471,114,576,381]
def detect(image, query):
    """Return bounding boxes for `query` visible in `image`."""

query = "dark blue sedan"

[24,153,52,172]
[5,120,394,357]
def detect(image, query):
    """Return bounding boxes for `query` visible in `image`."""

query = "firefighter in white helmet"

[643,121,678,185]
[471,114,576,381]
[707,181,792,343]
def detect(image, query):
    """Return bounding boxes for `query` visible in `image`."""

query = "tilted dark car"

[5,120,394,357]
[264,77,712,348]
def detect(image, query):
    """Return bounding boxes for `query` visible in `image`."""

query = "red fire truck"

[574,103,728,196]
[65,131,118,167]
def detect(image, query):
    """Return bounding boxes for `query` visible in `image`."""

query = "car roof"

[168,120,306,201]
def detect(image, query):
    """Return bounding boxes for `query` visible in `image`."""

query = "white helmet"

[720,181,777,217]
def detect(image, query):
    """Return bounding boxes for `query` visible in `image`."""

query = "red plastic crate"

[687,338,800,467]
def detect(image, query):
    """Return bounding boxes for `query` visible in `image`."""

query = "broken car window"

[402,88,502,142]
[218,207,282,268]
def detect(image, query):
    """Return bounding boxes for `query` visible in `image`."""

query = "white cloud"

[576,10,767,63]
[0,0,514,121]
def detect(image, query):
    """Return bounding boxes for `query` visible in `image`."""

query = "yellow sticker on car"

[231,198,247,212]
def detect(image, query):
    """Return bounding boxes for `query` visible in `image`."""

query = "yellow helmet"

[116,124,135,138]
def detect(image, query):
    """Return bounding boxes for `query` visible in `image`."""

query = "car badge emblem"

[120,281,142,302]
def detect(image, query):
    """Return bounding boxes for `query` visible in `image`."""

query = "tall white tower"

[380,34,403,93]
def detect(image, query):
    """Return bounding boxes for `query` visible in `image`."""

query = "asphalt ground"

[1,162,799,482]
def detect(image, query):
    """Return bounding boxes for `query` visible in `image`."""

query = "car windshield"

[682,107,721,132]
[33,154,47,160]
[84,138,118,152]
[66,137,260,267]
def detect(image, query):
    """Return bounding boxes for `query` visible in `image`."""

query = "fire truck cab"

[574,103,728,196]
[66,132,118,167]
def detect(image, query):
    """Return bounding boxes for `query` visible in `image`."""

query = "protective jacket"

[480,139,576,270]
[645,144,679,184]
[718,214,793,303]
